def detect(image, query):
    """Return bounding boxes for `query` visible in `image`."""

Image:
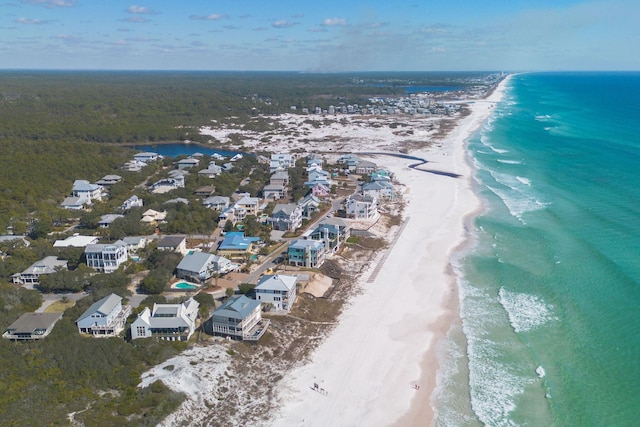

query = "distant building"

[95,174,122,187]
[120,195,143,211]
[268,203,303,231]
[133,152,160,163]
[156,235,187,255]
[53,234,99,248]
[176,251,235,283]
[98,214,124,228]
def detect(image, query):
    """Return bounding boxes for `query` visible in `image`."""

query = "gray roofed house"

[157,235,187,255]
[122,236,147,253]
[3,312,63,340]
[209,295,268,341]
[297,194,321,218]
[95,174,122,186]
[176,158,200,170]
[98,214,124,228]
[270,171,289,186]
[262,183,287,200]
[76,293,132,337]
[13,256,68,287]
[198,165,223,178]
[268,203,303,231]
[164,197,189,205]
[84,240,128,273]
[130,298,199,341]
[53,234,99,248]
[255,274,298,311]
[203,195,230,211]
[176,251,234,283]
[354,160,377,174]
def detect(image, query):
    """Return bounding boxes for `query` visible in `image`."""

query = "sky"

[1,0,639,71]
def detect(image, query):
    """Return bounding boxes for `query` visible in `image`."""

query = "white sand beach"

[270,78,510,427]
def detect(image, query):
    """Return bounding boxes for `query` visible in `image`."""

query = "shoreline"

[269,76,511,427]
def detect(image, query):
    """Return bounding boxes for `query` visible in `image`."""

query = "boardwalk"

[366,217,410,283]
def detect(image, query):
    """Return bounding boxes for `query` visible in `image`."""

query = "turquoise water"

[174,282,197,290]
[435,73,640,426]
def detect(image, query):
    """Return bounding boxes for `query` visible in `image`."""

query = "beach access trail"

[270,79,510,427]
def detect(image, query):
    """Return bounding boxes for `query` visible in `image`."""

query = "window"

[136,326,146,336]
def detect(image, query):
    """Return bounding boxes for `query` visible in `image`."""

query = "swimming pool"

[173,282,197,290]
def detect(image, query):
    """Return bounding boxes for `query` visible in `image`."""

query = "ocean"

[435,73,640,426]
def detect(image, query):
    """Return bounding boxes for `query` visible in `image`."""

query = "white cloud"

[190,14,227,21]
[16,17,47,24]
[124,16,149,23]
[127,5,155,15]
[321,17,347,27]
[271,20,295,29]
[21,0,76,8]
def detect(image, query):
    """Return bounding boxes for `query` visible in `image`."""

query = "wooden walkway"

[366,217,410,283]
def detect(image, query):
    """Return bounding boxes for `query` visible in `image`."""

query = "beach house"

[268,203,303,231]
[254,274,298,312]
[131,298,199,341]
[209,295,268,341]
[287,239,326,268]
[76,293,132,337]
[13,256,68,287]
[2,313,63,341]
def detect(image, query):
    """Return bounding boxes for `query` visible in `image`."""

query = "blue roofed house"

[287,239,326,268]
[268,203,303,231]
[209,295,268,341]
[218,232,260,254]
[176,251,235,283]
[131,298,199,341]
[76,293,132,337]
[361,180,396,201]
[255,274,298,312]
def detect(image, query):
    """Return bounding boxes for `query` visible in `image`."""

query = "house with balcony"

[209,295,268,341]
[140,209,167,225]
[177,157,200,170]
[361,180,396,201]
[254,274,298,312]
[345,194,378,220]
[309,220,350,254]
[297,194,321,219]
[287,239,326,268]
[84,241,128,273]
[218,232,260,254]
[122,236,147,254]
[134,152,160,163]
[95,174,122,187]
[270,153,293,173]
[268,203,303,231]
[176,251,235,283]
[262,183,287,200]
[121,195,143,211]
[269,171,289,187]
[13,256,68,287]
[3,313,62,341]
[354,160,377,175]
[198,165,223,178]
[203,195,230,211]
[72,180,104,202]
[194,185,217,198]
[131,298,199,341]
[235,196,261,216]
[76,293,132,337]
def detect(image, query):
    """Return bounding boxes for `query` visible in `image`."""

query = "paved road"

[36,291,88,313]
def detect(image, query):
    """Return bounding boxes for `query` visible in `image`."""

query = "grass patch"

[44,300,75,313]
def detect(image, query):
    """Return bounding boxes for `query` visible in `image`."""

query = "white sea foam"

[516,176,531,186]
[482,171,547,221]
[536,366,546,378]
[498,288,558,333]
[459,281,534,427]
[497,159,522,165]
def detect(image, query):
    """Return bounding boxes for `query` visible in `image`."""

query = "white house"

[203,195,230,211]
[76,293,132,337]
[255,274,298,312]
[209,295,268,341]
[53,234,99,248]
[122,236,147,253]
[120,195,143,211]
[156,235,187,255]
[84,241,128,273]
[198,165,223,178]
[133,152,160,163]
[361,181,396,201]
[131,298,199,341]
[270,153,293,173]
[268,203,302,231]
[98,214,124,228]
[72,180,104,202]
[175,251,235,283]
[345,194,378,220]
[13,256,68,287]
